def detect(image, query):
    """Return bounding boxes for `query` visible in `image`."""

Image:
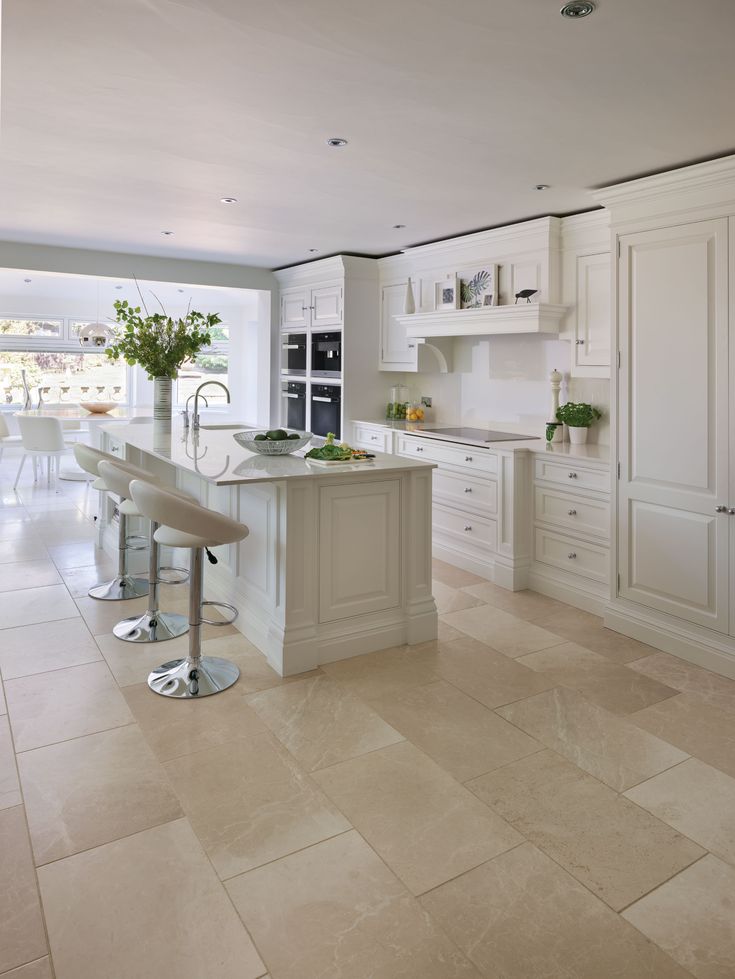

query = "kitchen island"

[99,420,437,676]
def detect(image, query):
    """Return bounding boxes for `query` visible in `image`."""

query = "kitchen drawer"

[534,528,609,584]
[433,503,497,550]
[397,435,498,475]
[534,486,609,541]
[353,424,391,453]
[434,469,497,513]
[534,458,609,494]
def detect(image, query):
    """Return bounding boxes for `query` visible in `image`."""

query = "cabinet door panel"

[618,219,729,631]
[574,252,611,370]
[311,285,343,328]
[380,283,417,368]
[281,288,310,330]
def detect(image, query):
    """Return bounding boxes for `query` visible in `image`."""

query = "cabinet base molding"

[433,539,530,591]
[604,602,735,681]
[527,565,608,616]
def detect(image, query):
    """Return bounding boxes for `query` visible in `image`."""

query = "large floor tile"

[624,758,735,866]
[517,641,679,715]
[622,855,735,979]
[6,660,134,751]
[27,520,96,545]
[431,559,485,589]
[58,561,117,598]
[313,740,522,895]
[0,957,54,978]
[226,830,480,979]
[462,580,565,620]
[0,540,48,566]
[247,673,403,772]
[370,680,541,781]
[628,651,735,714]
[0,807,48,974]
[19,724,182,864]
[38,818,265,979]
[497,686,689,791]
[469,749,704,911]
[442,604,565,658]
[0,617,101,680]
[630,693,735,778]
[45,540,108,570]
[124,681,268,762]
[74,594,149,636]
[322,642,441,701]
[164,732,349,879]
[421,842,691,979]
[0,522,37,543]
[0,715,21,810]
[0,560,60,593]
[432,579,486,614]
[532,606,657,663]
[0,584,78,631]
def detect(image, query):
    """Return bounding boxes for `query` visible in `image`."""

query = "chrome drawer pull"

[567,509,577,516]
[568,472,577,479]
[465,456,473,462]
[464,487,472,493]
[576,339,585,345]
[715,505,728,513]
[371,435,378,441]
[416,446,423,452]
[568,552,577,559]
[464,525,472,532]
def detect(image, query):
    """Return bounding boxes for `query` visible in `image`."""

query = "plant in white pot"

[105,297,221,421]
[556,401,602,444]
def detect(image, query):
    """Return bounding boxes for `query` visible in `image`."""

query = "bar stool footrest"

[200,600,238,626]
[147,656,240,698]
[157,565,189,585]
[125,534,149,551]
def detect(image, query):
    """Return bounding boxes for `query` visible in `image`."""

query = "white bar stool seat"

[130,478,249,698]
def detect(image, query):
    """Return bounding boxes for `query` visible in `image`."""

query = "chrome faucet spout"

[181,392,207,429]
[192,381,230,430]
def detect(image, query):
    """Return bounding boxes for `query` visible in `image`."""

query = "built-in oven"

[311,331,342,378]
[281,380,306,431]
[281,332,307,375]
[310,384,341,439]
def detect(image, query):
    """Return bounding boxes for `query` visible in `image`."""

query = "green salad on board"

[304,432,354,461]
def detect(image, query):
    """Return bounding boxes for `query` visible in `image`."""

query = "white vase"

[153,377,173,422]
[567,425,588,444]
[404,277,416,315]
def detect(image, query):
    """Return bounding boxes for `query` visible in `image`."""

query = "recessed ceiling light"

[560,1,595,17]
[161,230,174,236]
[23,278,31,283]
[393,224,406,229]
[326,137,348,147]
[115,285,123,290]
[308,249,318,253]
[177,288,185,293]
[220,197,238,204]
[534,184,551,191]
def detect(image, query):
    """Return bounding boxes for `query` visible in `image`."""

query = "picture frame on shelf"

[434,275,460,310]
[460,266,498,308]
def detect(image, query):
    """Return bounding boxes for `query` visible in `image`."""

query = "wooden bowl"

[80,402,117,414]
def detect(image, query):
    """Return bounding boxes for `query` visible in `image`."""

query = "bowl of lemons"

[233,428,312,455]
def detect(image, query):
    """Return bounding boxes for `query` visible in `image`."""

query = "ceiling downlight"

[560,1,595,17]
[326,137,348,147]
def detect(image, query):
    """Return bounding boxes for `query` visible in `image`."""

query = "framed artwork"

[434,275,460,310]
[460,266,498,308]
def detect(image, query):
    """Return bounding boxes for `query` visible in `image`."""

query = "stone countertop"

[103,419,436,486]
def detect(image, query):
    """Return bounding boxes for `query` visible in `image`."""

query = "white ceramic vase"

[153,377,173,422]
[404,277,416,315]
[567,425,588,444]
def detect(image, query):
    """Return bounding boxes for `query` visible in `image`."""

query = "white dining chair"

[0,413,22,463]
[42,403,90,443]
[14,415,73,490]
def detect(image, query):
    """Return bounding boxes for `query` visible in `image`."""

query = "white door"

[573,252,611,374]
[281,288,310,330]
[380,282,418,369]
[617,219,729,632]
[310,284,343,328]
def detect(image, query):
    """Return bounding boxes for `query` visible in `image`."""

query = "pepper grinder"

[547,368,563,443]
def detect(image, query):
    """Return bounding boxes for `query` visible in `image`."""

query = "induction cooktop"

[416,427,540,446]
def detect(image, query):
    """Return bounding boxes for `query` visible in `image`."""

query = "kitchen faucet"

[181,392,207,429]
[192,381,230,430]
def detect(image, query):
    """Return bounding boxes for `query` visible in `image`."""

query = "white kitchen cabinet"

[280,287,311,330]
[380,282,418,370]
[279,283,342,331]
[573,252,610,372]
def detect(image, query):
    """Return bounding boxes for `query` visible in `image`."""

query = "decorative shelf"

[398,303,568,339]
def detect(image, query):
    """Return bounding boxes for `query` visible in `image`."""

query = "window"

[0,317,63,338]
[0,351,128,406]
[175,323,230,407]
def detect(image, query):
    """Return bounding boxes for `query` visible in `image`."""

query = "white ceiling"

[2,0,735,269]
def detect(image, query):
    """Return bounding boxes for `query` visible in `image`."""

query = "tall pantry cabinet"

[596,156,735,679]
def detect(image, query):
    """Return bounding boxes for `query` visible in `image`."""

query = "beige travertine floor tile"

[247,673,403,772]
[0,618,101,680]
[124,681,268,762]
[532,606,657,663]
[469,749,704,911]
[622,855,735,979]
[19,724,182,864]
[58,561,117,598]
[517,642,679,715]
[312,740,522,895]
[74,594,149,635]
[422,842,691,979]
[0,540,48,565]
[45,540,107,570]
[624,758,735,866]
[437,618,465,641]
[0,807,48,974]
[38,818,265,979]
[442,604,565,658]
[497,686,689,791]
[226,830,481,979]
[203,631,320,692]
[0,682,5,714]
[432,559,485,589]
[370,680,541,781]
[322,642,440,701]
[6,660,134,752]
[0,522,37,542]
[0,715,21,810]
[630,693,735,778]
[0,957,54,978]
[27,520,96,545]
[0,584,78,631]
[463,580,564,620]
[432,579,486,614]
[629,651,735,714]
[164,733,349,879]
[0,560,60,593]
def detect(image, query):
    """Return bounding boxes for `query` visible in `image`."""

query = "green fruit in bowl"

[266,429,288,441]
[254,433,267,441]
[287,432,301,440]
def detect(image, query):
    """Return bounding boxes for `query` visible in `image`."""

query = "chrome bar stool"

[130,478,249,698]
[98,460,192,643]
[73,444,149,601]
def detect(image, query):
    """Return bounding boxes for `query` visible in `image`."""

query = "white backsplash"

[401,335,610,444]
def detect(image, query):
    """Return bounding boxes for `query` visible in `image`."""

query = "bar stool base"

[88,575,149,601]
[147,656,240,698]
[113,610,189,643]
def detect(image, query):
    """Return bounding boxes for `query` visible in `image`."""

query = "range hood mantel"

[398,303,567,339]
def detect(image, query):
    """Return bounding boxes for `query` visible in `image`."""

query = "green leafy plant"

[105,298,221,379]
[556,402,602,428]
[460,270,491,308]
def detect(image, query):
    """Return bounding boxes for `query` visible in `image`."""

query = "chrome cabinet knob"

[465,456,473,462]
[464,487,472,493]
[568,552,577,559]
[576,339,585,345]
[567,509,577,516]
[715,505,728,513]
[568,472,577,479]
[464,525,472,532]
[729,508,735,515]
